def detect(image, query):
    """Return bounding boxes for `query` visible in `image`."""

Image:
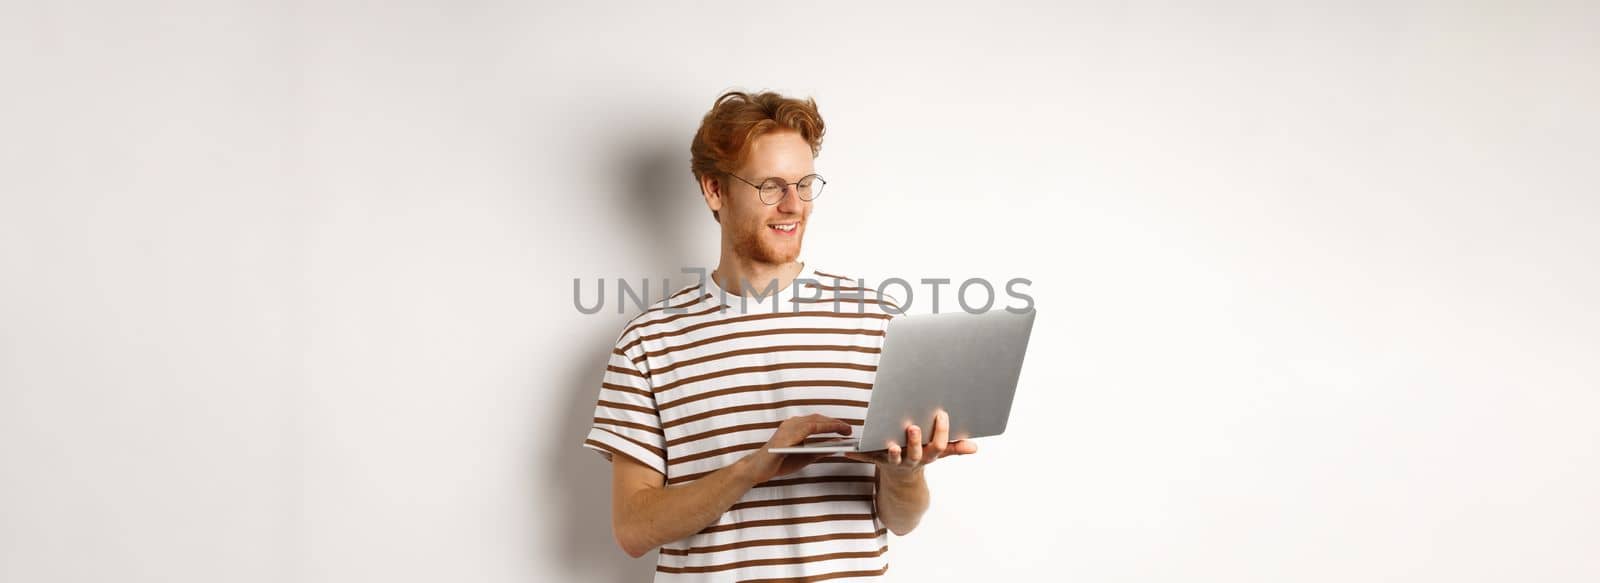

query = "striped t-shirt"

[582,264,902,582]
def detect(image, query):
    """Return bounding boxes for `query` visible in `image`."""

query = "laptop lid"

[854,308,1037,451]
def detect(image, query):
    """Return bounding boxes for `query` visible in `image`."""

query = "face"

[701,130,815,265]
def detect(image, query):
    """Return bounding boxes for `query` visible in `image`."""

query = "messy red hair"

[690,90,826,222]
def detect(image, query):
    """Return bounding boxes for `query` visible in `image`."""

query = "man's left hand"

[843,409,978,479]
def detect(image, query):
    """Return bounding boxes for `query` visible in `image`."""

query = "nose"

[775,184,805,213]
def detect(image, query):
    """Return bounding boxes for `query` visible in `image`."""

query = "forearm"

[875,468,930,535]
[615,456,760,556]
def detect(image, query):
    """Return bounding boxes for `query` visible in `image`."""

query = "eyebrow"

[759,174,815,183]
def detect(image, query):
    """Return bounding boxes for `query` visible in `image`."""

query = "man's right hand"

[741,414,854,484]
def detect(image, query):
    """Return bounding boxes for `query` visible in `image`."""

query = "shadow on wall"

[541,129,705,581]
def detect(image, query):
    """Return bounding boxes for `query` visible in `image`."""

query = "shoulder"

[799,267,904,314]
[612,281,718,348]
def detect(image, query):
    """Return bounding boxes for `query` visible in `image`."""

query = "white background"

[3,1,1597,582]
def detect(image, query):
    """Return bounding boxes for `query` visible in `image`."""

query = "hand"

[742,414,854,484]
[843,409,977,478]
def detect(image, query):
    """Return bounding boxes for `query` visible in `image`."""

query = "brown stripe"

[623,303,725,338]
[811,270,852,281]
[665,418,863,448]
[658,379,872,412]
[651,344,880,377]
[754,475,875,489]
[597,399,655,415]
[814,457,871,466]
[658,528,887,556]
[605,365,646,379]
[792,297,901,310]
[668,286,702,300]
[668,468,716,485]
[592,416,663,436]
[654,362,877,395]
[600,382,653,399]
[695,513,877,535]
[668,435,853,467]
[583,438,662,474]
[621,311,893,354]
[667,452,870,485]
[660,398,869,430]
[729,494,874,512]
[656,545,887,574]
[803,282,868,292]
[635,327,885,364]
[630,290,711,321]
[592,426,666,460]
[742,566,890,583]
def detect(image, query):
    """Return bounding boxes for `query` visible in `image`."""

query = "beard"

[731,217,805,264]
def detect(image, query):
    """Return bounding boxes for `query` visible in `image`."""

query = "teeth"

[772,224,796,231]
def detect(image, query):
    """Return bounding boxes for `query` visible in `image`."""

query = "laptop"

[769,308,1037,454]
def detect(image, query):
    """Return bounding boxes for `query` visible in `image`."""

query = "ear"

[699,173,725,222]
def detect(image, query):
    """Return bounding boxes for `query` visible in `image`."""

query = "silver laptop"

[769,308,1037,454]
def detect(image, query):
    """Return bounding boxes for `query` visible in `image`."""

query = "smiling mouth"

[768,223,799,234]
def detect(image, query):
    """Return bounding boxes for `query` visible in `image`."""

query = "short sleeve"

[581,329,668,476]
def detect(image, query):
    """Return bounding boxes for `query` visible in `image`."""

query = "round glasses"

[726,172,826,205]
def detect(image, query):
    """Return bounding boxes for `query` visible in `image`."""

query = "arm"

[610,414,854,557]
[610,453,759,558]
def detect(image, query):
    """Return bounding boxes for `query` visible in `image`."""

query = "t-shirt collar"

[702,260,810,311]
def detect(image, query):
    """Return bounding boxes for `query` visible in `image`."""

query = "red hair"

[690,90,826,222]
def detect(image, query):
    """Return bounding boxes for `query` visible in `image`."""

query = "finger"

[809,414,847,428]
[927,410,950,459]
[941,439,979,457]
[904,425,923,467]
[807,419,852,437]
[887,443,902,465]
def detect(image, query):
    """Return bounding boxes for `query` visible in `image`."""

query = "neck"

[712,252,803,296]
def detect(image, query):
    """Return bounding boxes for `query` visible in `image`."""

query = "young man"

[581,90,977,581]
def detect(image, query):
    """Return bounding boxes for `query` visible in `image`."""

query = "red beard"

[732,219,803,264]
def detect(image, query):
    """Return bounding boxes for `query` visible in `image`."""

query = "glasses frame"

[725,172,826,205]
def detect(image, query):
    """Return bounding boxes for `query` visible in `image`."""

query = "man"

[581,90,978,581]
